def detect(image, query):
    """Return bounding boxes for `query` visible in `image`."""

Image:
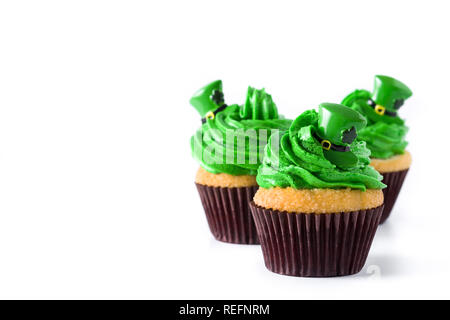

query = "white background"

[0,0,449,299]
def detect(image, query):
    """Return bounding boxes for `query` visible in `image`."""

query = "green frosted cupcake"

[250,103,386,277]
[342,75,412,223]
[190,80,291,244]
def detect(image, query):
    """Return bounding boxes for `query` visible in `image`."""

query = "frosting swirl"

[342,89,409,159]
[357,122,408,159]
[256,110,386,191]
[191,87,291,176]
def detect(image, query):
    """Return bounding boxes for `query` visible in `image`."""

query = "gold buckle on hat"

[205,111,215,120]
[374,105,386,115]
[321,140,331,151]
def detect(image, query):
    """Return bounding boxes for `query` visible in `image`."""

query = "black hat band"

[367,99,397,117]
[312,132,351,152]
[201,104,228,124]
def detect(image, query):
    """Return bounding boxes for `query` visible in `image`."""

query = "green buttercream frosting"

[341,75,412,159]
[256,108,386,191]
[357,121,408,159]
[190,84,291,176]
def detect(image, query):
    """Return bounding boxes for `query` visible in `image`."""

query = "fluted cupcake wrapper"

[249,202,384,277]
[379,169,409,224]
[195,183,260,244]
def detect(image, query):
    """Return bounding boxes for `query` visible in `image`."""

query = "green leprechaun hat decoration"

[341,75,412,125]
[313,103,367,169]
[371,75,412,115]
[189,80,227,123]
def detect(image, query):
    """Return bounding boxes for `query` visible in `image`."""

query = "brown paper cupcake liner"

[249,202,384,277]
[195,183,260,244]
[379,169,409,224]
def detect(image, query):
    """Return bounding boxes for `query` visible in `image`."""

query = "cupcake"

[249,103,386,277]
[342,75,412,223]
[190,80,291,244]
